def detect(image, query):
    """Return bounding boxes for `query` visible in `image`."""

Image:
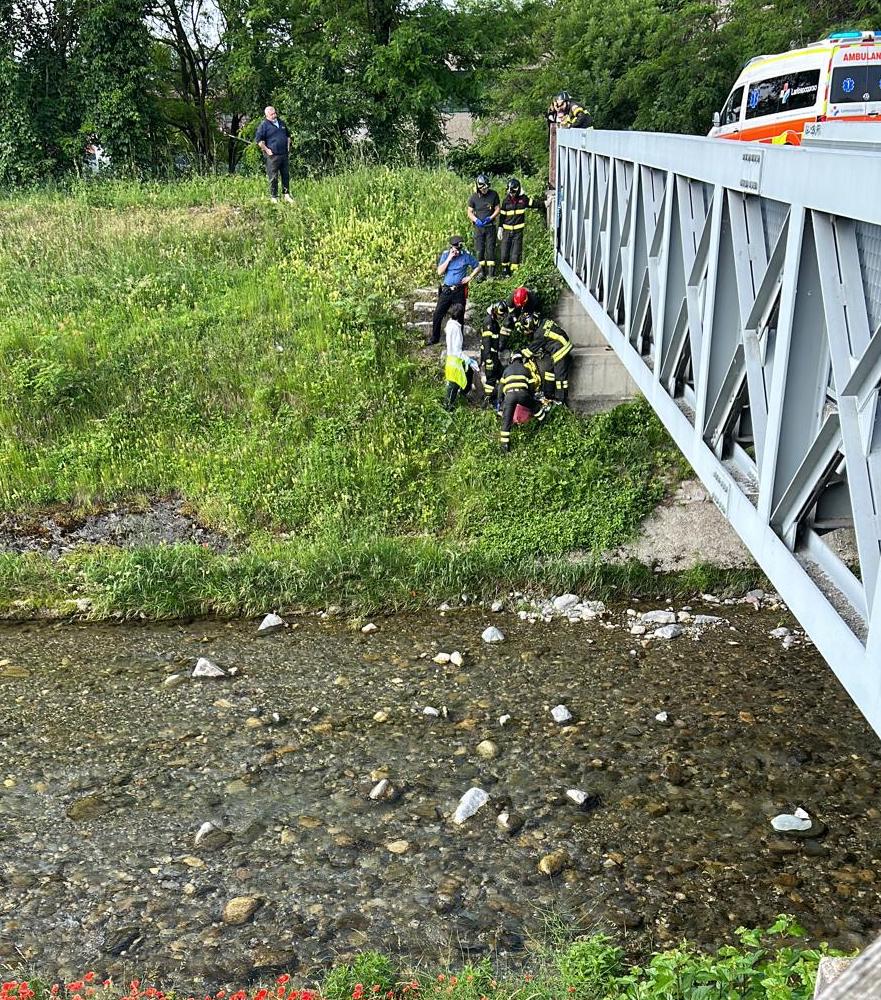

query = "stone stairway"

[399,286,478,348]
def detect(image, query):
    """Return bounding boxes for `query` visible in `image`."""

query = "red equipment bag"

[513,404,533,425]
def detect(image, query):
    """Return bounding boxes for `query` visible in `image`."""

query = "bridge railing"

[555,128,881,736]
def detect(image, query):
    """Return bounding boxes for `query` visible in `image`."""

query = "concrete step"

[568,346,638,402]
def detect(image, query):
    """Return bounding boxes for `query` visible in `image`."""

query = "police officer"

[498,178,542,277]
[429,235,481,346]
[498,353,550,453]
[547,91,593,129]
[467,174,500,280]
[480,300,510,408]
[521,313,574,405]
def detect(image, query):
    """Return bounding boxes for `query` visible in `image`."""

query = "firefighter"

[498,352,550,453]
[521,312,574,405]
[467,174,500,280]
[547,91,593,129]
[480,300,510,408]
[504,286,540,338]
[498,178,542,277]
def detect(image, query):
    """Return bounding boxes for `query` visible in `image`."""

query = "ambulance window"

[746,69,820,118]
[831,67,880,103]
[722,85,744,124]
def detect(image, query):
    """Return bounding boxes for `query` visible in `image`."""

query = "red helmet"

[512,286,529,308]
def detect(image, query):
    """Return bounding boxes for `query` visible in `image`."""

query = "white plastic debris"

[499,714,511,726]
[193,657,225,678]
[257,613,286,635]
[481,626,505,643]
[452,787,489,824]
[771,807,812,832]
[551,705,572,723]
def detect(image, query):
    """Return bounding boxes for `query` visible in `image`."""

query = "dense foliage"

[3,0,879,183]
[0,169,696,617]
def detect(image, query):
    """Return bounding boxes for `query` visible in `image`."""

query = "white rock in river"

[449,650,465,667]
[452,787,489,824]
[423,706,440,717]
[476,739,499,760]
[771,807,812,832]
[193,657,225,678]
[652,624,683,640]
[433,652,451,664]
[552,594,580,613]
[194,821,220,847]
[692,614,723,626]
[640,610,678,625]
[482,626,505,643]
[491,600,504,613]
[361,622,378,634]
[369,779,390,800]
[566,789,588,806]
[654,711,669,723]
[257,613,286,635]
[499,714,511,726]
[770,627,791,639]
[551,704,572,723]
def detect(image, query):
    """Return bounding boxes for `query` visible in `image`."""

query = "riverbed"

[0,601,879,985]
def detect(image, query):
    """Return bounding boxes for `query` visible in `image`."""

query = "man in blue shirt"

[254,106,293,203]
[428,236,481,345]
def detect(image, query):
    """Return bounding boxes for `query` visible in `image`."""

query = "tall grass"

[0,170,695,617]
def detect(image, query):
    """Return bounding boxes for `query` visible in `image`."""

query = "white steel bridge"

[554,125,881,738]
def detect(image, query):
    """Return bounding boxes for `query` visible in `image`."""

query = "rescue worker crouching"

[480,299,510,409]
[498,352,550,453]
[467,174,500,280]
[499,178,542,277]
[504,285,540,339]
[547,91,593,129]
[520,312,573,406]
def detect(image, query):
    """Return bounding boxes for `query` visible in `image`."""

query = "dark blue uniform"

[255,116,291,199]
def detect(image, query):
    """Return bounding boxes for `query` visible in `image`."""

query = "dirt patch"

[0,497,233,557]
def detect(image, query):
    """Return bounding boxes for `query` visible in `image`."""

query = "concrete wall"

[553,286,637,411]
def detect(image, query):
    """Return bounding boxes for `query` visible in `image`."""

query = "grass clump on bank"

[1,919,842,999]
[0,170,692,618]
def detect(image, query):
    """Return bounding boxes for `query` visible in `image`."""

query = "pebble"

[386,840,410,854]
[433,653,451,664]
[551,705,572,723]
[496,810,524,835]
[499,714,511,726]
[194,821,231,851]
[552,594,580,612]
[373,710,390,722]
[538,850,570,876]
[770,627,791,639]
[641,610,677,624]
[651,624,683,640]
[565,789,588,807]
[361,623,378,634]
[771,807,812,832]
[481,626,505,643]
[192,657,225,678]
[491,601,504,612]
[369,779,390,800]
[423,706,440,717]
[163,674,185,688]
[222,896,262,925]
[655,711,669,723]
[450,651,464,667]
[475,740,498,760]
[452,787,489,824]
[257,613,286,635]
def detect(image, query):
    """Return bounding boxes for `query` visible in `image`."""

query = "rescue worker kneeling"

[498,352,550,453]
[520,313,573,405]
[443,302,478,411]
[480,299,510,408]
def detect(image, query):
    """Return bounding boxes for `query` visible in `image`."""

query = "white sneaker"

[270,196,279,203]
[283,193,294,203]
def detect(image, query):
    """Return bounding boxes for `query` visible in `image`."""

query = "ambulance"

[709,29,881,144]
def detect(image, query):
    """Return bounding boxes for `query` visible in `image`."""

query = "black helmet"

[520,312,540,333]
[555,91,571,105]
[476,173,489,190]
[506,177,521,194]
[510,351,524,364]
[489,299,509,320]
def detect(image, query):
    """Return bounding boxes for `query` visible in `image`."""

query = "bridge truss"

[555,128,881,737]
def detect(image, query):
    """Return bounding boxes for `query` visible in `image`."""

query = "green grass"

[0,169,700,618]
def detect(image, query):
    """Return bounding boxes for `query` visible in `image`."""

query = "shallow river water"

[0,602,879,985]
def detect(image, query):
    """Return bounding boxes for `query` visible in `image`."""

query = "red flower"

[275,978,290,988]
[68,984,85,992]
[352,987,364,1000]
[254,991,268,1000]
[83,976,95,985]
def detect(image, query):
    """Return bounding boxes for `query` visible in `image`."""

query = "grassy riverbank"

[2,920,839,998]
[0,170,722,618]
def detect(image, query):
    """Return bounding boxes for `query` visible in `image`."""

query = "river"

[0,598,879,985]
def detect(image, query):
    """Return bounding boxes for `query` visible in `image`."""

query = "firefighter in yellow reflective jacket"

[547,91,593,129]
[498,178,543,277]
[480,300,510,408]
[520,313,574,405]
[498,353,549,453]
